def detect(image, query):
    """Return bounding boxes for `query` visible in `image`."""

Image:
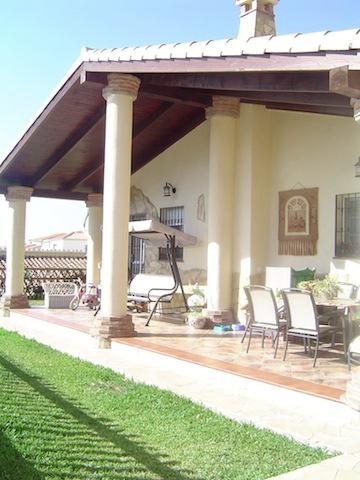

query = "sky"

[1,0,360,246]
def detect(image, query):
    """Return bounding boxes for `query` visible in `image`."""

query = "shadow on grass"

[0,430,44,480]
[0,354,203,480]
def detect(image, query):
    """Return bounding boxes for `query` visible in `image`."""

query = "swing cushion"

[128,274,176,303]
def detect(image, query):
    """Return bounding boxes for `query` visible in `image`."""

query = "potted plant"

[187,285,207,329]
[298,275,341,302]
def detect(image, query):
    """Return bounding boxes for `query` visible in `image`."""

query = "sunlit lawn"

[0,329,333,480]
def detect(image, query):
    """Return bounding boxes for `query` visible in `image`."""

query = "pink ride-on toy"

[70,280,100,311]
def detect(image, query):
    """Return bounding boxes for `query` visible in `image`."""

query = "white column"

[86,193,103,286]
[1,186,33,311]
[206,96,240,323]
[92,73,140,346]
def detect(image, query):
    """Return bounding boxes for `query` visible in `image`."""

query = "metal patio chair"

[348,335,360,368]
[243,285,286,358]
[338,282,359,300]
[281,288,337,367]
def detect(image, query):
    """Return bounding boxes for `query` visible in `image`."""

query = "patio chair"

[243,286,286,358]
[281,288,337,367]
[338,282,358,300]
[348,335,360,368]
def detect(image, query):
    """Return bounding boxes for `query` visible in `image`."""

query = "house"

[27,231,88,252]
[0,0,359,347]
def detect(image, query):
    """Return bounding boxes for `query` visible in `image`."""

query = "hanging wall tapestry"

[278,187,318,256]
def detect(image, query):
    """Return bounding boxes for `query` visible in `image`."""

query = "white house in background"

[27,231,87,252]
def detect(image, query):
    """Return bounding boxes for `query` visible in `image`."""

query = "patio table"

[316,299,360,361]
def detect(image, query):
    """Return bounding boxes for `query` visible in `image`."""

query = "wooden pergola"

[0,49,359,201]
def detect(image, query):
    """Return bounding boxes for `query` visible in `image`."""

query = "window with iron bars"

[335,193,360,258]
[159,206,184,262]
[128,213,146,279]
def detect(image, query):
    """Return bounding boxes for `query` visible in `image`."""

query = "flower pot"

[187,315,207,329]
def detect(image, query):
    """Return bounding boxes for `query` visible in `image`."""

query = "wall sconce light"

[163,182,176,197]
[355,157,360,178]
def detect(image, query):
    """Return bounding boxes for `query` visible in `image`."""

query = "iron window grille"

[128,213,146,279]
[159,206,184,262]
[335,193,360,258]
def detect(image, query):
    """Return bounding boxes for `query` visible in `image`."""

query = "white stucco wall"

[268,110,360,281]
[131,121,210,275]
[62,239,87,252]
[42,238,87,252]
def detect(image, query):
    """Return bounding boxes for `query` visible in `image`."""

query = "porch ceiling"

[0,55,358,201]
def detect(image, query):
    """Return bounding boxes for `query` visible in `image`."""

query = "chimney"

[235,0,279,42]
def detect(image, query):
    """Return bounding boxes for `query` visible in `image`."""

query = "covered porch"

[1,31,360,409]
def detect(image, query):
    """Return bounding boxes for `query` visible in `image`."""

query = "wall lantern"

[355,157,360,178]
[163,182,176,197]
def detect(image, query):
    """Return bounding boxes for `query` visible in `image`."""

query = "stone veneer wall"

[130,186,207,285]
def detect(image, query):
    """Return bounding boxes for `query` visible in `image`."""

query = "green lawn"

[29,299,45,306]
[0,329,333,480]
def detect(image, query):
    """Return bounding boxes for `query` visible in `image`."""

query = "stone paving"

[22,307,351,393]
[1,310,360,479]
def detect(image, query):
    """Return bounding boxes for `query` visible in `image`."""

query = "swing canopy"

[128,219,197,247]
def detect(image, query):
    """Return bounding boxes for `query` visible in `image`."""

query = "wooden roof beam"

[236,91,350,107]
[141,71,333,93]
[133,102,174,137]
[63,161,104,191]
[64,102,178,191]
[140,85,211,108]
[28,106,105,187]
[0,67,83,177]
[32,189,88,201]
[329,66,360,98]
[266,102,352,117]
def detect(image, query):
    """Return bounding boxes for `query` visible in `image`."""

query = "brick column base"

[205,309,234,324]
[91,314,137,348]
[343,366,360,411]
[0,294,29,315]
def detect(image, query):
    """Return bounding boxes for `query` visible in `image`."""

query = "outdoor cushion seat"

[286,325,335,337]
[127,273,178,324]
[127,295,151,303]
[251,321,287,330]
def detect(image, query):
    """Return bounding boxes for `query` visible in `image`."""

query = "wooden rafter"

[64,101,177,191]
[32,189,88,201]
[0,67,82,176]
[266,102,352,117]
[63,160,104,191]
[133,102,174,137]
[329,65,360,98]
[139,85,211,108]
[141,71,333,93]
[29,106,105,186]
[236,91,350,107]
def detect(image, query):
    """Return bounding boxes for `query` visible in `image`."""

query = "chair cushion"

[287,325,334,337]
[252,322,283,330]
[291,268,315,288]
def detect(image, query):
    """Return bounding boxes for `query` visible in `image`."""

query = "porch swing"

[127,219,197,325]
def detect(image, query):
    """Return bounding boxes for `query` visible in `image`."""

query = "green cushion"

[291,268,316,288]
